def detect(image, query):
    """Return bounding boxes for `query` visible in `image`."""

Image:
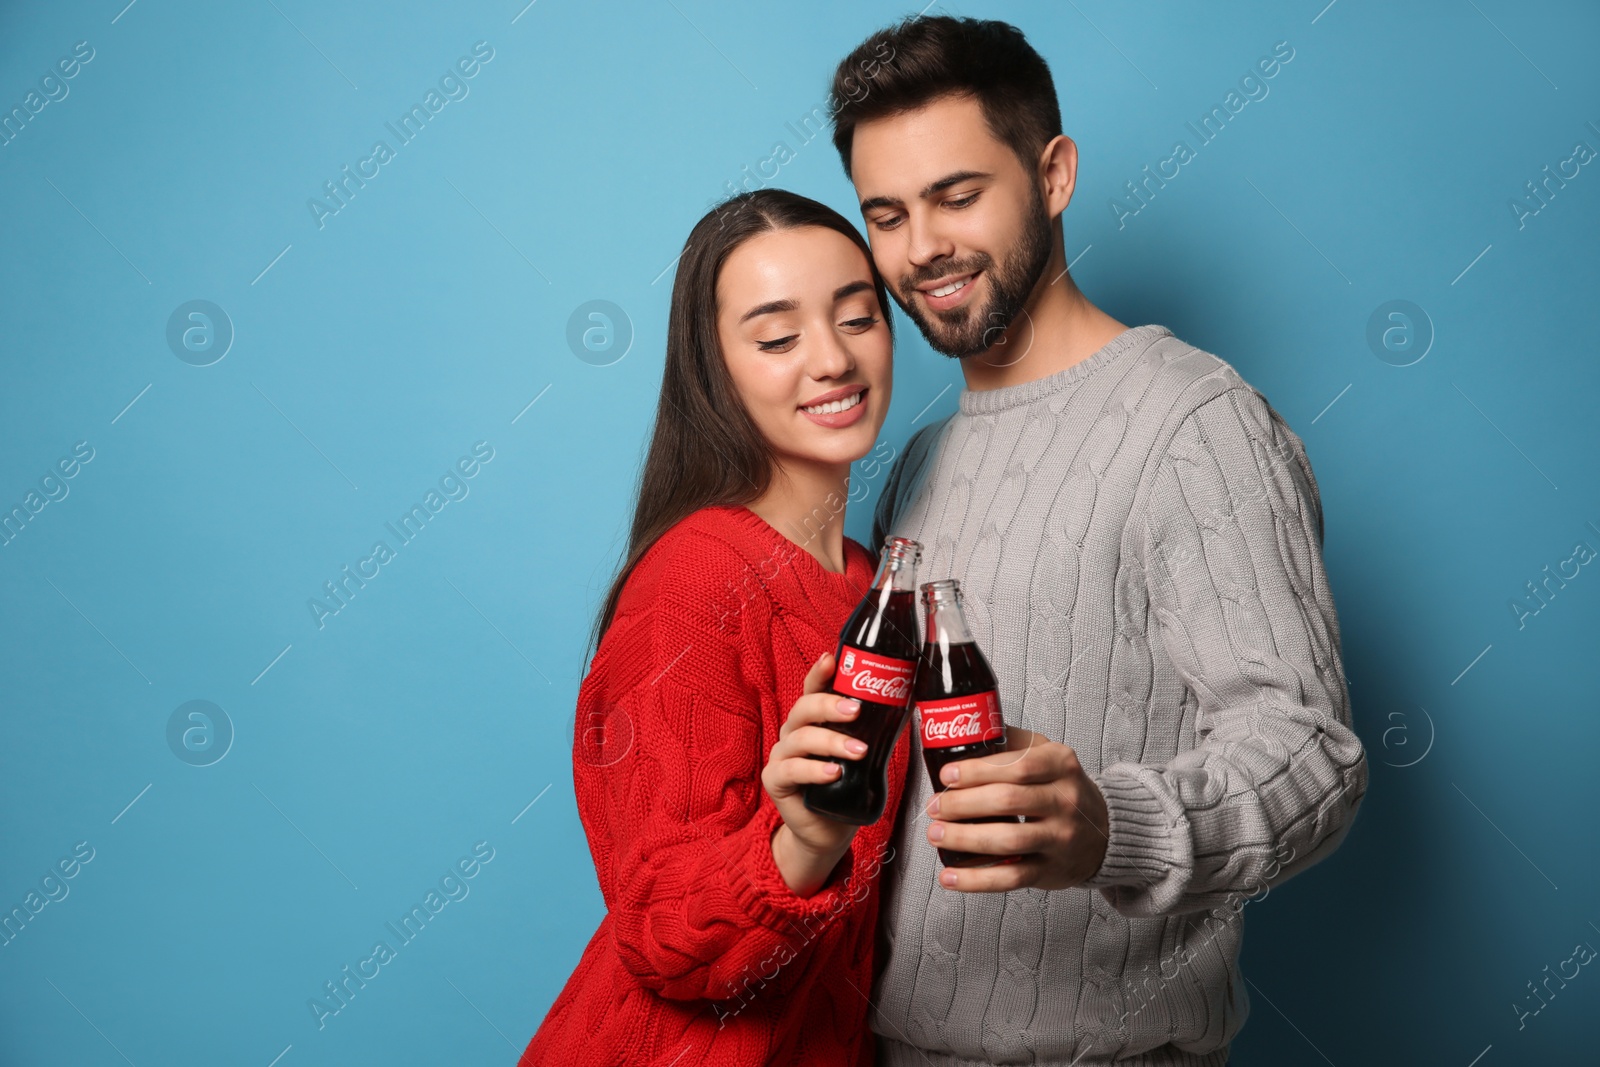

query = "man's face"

[849,93,1056,360]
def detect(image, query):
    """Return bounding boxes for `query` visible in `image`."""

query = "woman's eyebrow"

[739,299,798,324]
[739,281,875,324]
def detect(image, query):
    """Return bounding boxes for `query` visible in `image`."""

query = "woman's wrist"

[770,823,851,897]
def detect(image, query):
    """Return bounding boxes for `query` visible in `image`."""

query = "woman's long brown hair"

[589,188,894,657]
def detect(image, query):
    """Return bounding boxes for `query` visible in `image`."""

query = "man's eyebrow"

[859,170,993,214]
[737,280,877,325]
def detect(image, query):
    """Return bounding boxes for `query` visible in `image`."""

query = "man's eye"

[757,335,797,351]
[948,193,979,208]
[874,216,902,232]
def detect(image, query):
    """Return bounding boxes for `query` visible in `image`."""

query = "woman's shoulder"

[584,509,772,723]
[614,506,776,623]
[636,505,773,577]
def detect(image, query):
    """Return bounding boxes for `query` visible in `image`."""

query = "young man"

[827,16,1368,1067]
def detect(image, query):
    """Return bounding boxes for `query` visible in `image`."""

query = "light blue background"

[2,1,1596,1063]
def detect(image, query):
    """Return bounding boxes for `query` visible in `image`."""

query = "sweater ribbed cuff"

[1081,768,1181,893]
[724,803,862,933]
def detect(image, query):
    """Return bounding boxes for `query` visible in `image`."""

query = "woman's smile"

[800,385,869,428]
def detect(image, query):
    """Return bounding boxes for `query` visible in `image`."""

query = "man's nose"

[904,212,955,268]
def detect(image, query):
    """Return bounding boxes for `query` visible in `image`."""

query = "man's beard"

[894,185,1055,360]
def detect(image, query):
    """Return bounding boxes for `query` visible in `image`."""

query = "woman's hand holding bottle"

[761,651,866,896]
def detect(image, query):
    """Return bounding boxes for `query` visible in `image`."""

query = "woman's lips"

[800,387,868,428]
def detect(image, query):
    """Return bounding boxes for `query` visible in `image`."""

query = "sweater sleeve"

[578,527,875,1003]
[1081,387,1368,917]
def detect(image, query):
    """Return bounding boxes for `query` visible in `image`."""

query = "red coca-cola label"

[833,646,915,705]
[918,690,1004,748]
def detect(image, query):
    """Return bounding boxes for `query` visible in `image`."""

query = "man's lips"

[916,270,980,310]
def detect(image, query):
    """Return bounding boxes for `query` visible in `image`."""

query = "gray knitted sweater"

[867,324,1367,1066]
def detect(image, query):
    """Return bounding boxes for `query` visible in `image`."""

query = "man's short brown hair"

[829,15,1062,180]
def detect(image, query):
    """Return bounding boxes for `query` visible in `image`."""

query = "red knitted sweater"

[519,505,910,1067]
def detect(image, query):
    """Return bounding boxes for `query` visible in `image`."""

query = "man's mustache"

[903,256,992,291]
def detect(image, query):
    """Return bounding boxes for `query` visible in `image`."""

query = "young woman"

[518,189,910,1066]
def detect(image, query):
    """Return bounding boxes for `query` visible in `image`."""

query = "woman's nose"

[807,330,855,380]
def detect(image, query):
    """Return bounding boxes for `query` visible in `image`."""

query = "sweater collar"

[958,323,1171,416]
[715,505,879,610]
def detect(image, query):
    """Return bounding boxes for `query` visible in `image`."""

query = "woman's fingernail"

[928,822,945,842]
[847,739,868,754]
[838,698,860,715]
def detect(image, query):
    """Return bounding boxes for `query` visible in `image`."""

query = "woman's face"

[715,225,892,473]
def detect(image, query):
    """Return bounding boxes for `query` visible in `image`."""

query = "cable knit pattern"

[521,505,909,1067]
[867,324,1367,1067]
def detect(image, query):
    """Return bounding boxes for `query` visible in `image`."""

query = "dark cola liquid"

[802,588,919,826]
[917,640,1022,868]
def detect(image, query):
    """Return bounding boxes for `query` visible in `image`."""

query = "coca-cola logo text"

[923,711,989,742]
[918,690,1003,748]
[848,669,910,702]
[835,646,915,706]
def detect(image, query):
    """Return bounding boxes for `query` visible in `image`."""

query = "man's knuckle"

[986,868,1023,892]
[995,823,1029,853]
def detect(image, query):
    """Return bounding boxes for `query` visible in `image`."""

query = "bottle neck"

[924,595,974,646]
[872,547,919,594]
[851,546,919,654]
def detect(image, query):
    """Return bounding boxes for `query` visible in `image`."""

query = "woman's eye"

[842,316,879,329]
[757,335,797,351]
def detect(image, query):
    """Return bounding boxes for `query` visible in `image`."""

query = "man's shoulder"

[1132,327,1259,428]
[1125,328,1315,474]
[1130,329,1324,541]
[871,415,955,547]
[901,414,955,463]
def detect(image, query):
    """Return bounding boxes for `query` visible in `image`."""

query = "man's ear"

[1038,134,1079,219]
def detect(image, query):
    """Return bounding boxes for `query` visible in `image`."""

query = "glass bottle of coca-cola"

[803,536,922,826]
[916,578,1022,868]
